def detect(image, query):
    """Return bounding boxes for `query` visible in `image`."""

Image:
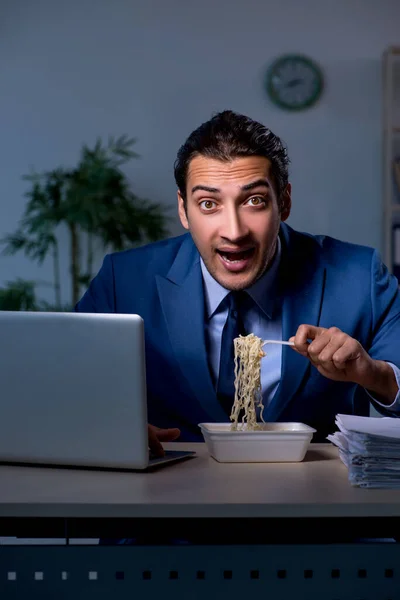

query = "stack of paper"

[327,414,400,488]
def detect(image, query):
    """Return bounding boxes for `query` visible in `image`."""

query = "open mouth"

[216,247,255,272]
[217,248,255,263]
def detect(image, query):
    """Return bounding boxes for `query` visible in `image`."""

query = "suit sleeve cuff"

[366,362,400,410]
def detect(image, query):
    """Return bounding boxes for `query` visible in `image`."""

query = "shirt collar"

[200,236,282,320]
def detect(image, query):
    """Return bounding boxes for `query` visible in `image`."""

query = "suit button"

[232,310,238,318]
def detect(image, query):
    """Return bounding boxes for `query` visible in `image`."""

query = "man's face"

[178,155,291,291]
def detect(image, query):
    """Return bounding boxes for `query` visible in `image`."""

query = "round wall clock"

[266,54,324,111]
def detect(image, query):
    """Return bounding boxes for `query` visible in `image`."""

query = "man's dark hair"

[174,110,289,209]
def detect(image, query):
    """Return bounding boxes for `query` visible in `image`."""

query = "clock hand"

[286,78,303,88]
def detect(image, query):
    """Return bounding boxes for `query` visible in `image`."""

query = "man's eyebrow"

[191,185,220,194]
[191,179,270,194]
[241,179,270,191]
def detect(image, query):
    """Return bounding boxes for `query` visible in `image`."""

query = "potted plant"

[0,136,169,309]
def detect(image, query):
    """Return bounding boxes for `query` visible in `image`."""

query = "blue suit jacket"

[76,223,400,442]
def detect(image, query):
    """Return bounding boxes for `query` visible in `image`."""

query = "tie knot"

[226,291,246,311]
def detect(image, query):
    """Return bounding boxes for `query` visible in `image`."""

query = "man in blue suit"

[76,110,400,455]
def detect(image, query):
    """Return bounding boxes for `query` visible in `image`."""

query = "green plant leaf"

[0,279,39,311]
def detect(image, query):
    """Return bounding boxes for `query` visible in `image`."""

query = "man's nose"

[220,208,249,241]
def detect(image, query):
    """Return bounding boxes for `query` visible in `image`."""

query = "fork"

[261,340,295,348]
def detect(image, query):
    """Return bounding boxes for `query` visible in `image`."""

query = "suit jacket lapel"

[265,224,326,421]
[156,235,228,423]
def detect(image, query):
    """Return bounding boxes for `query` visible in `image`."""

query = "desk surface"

[0,443,400,519]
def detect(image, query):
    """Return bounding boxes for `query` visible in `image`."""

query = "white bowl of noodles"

[199,334,315,462]
[198,422,316,463]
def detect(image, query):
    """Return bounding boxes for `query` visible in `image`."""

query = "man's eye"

[200,200,216,210]
[247,196,265,206]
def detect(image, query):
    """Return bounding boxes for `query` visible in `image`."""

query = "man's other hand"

[148,424,181,457]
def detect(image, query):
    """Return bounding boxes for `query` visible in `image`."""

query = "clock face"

[266,54,323,111]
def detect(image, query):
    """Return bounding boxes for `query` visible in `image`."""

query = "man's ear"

[280,183,292,222]
[177,191,189,230]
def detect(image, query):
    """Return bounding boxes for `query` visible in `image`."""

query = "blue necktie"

[217,292,247,415]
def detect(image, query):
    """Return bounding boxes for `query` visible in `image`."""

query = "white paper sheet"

[336,414,400,439]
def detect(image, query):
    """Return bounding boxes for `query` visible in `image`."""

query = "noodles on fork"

[230,333,266,431]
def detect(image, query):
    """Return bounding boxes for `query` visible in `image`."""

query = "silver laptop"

[0,311,195,470]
